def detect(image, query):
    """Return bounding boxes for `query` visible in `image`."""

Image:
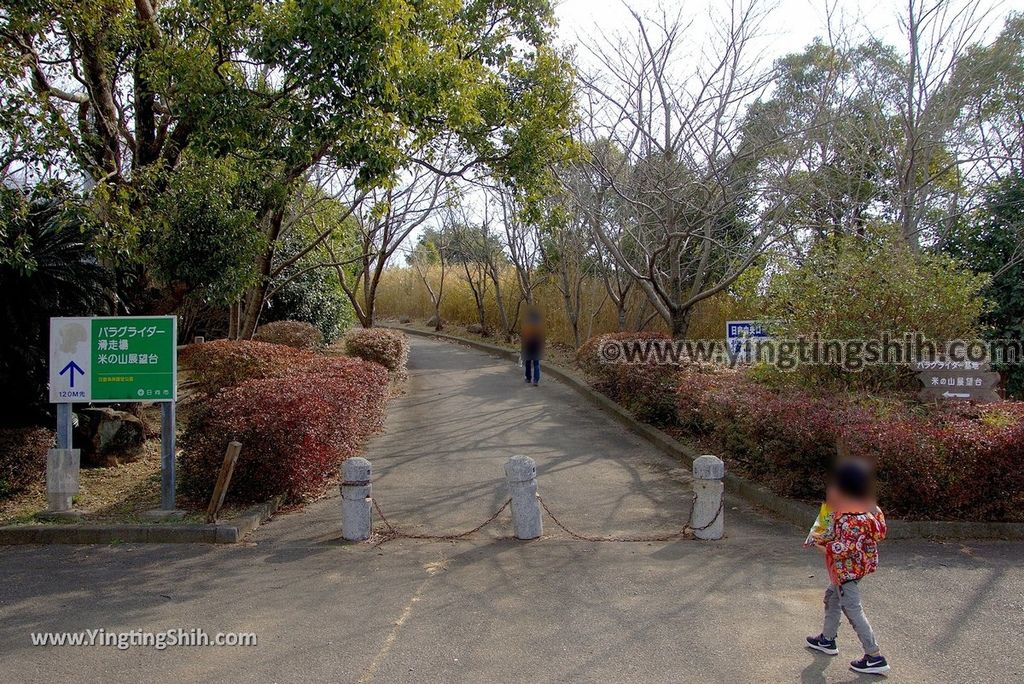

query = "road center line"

[357,565,439,684]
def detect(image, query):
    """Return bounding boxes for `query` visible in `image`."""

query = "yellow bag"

[804,502,834,545]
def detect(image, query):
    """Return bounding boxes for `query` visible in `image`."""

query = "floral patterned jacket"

[814,509,887,585]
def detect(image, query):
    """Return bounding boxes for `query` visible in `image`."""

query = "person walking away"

[520,309,544,386]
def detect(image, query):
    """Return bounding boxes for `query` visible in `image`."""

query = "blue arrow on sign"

[59,360,85,388]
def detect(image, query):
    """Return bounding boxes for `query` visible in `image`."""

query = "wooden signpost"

[206,441,242,523]
[915,360,1001,403]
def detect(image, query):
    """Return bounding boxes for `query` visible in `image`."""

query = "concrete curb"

[0,495,285,546]
[389,324,1024,541]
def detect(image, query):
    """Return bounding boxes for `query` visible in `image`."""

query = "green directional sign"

[50,316,177,403]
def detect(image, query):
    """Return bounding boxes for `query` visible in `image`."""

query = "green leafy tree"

[2,0,574,336]
[945,173,1024,397]
[146,155,267,306]
[262,192,356,343]
[766,225,988,391]
[751,40,900,245]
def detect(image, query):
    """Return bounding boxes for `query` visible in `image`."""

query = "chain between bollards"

[366,493,724,545]
[370,497,513,545]
[349,453,727,544]
[537,494,725,543]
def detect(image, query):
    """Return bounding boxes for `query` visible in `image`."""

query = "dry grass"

[0,405,224,526]
[0,434,251,525]
[2,438,162,524]
[374,265,758,348]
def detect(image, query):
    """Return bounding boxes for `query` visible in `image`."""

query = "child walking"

[805,458,890,675]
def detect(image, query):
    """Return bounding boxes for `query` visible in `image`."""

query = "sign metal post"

[55,402,73,450]
[160,401,176,511]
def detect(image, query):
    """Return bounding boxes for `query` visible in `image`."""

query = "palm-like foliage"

[0,185,112,425]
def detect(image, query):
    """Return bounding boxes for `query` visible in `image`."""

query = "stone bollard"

[692,455,725,540]
[46,448,80,512]
[505,455,542,540]
[341,457,372,541]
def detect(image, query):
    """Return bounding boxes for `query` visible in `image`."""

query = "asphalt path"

[1,336,1021,683]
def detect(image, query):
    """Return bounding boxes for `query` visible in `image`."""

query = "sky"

[405,0,1017,243]
[554,0,1012,68]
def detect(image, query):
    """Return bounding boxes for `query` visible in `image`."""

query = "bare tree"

[539,191,604,348]
[596,232,636,331]
[329,166,446,328]
[407,224,453,330]
[448,216,499,334]
[886,0,1004,250]
[479,204,515,340]
[561,138,637,331]
[498,187,545,318]
[574,1,813,338]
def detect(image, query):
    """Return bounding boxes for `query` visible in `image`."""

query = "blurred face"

[827,459,876,512]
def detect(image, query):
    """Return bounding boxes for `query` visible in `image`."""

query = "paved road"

[1,336,1022,683]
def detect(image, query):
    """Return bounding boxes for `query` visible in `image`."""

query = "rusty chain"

[370,497,512,545]
[537,493,724,543]
[368,493,724,545]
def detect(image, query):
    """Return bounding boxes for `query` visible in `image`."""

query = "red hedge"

[677,370,1024,521]
[253,320,324,350]
[578,333,679,427]
[179,356,389,504]
[179,340,315,396]
[344,328,409,374]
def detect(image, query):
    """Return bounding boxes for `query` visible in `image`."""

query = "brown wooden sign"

[913,360,990,372]
[917,368,1001,403]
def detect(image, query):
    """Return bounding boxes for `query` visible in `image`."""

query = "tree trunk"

[488,265,511,341]
[238,205,288,338]
[362,300,375,328]
[670,308,691,339]
[228,301,239,340]
[473,284,487,333]
[239,287,265,339]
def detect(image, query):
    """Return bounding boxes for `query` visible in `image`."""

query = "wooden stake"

[206,441,242,523]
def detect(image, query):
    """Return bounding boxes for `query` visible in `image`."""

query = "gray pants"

[822,581,879,654]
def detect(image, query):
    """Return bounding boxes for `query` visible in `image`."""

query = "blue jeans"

[524,357,540,383]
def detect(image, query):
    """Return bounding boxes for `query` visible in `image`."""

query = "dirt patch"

[3,436,161,524]
[0,404,222,525]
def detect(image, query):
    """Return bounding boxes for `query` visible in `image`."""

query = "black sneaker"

[805,634,839,655]
[850,654,890,675]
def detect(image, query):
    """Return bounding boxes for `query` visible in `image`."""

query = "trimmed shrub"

[676,369,1024,521]
[179,356,389,504]
[253,320,324,350]
[344,328,409,375]
[578,332,679,426]
[179,340,314,396]
[0,427,53,500]
[765,226,988,391]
